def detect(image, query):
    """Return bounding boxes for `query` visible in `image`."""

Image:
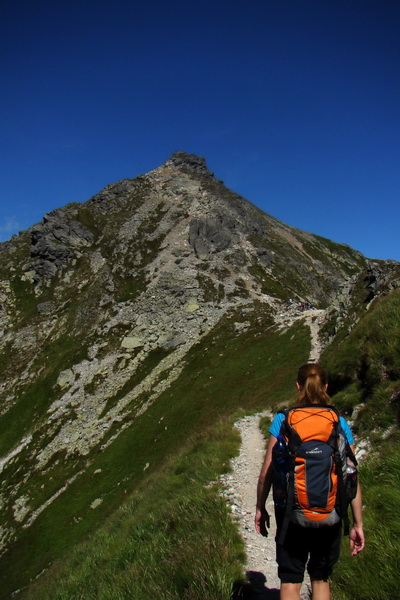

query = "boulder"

[120,336,143,349]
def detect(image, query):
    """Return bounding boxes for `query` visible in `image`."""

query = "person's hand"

[255,507,270,537]
[350,524,365,556]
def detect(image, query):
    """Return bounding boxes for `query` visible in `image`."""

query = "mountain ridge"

[0,152,399,597]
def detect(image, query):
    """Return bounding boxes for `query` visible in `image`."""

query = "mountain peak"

[163,151,214,176]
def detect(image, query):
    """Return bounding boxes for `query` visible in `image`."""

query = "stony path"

[221,310,326,598]
[222,412,311,599]
[221,412,282,598]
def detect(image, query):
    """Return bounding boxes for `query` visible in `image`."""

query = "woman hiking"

[255,363,365,600]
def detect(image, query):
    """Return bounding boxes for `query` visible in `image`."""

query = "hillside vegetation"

[323,288,400,437]
[15,318,310,600]
[17,292,400,600]
[322,290,400,600]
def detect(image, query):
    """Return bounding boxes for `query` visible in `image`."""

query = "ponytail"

[296,363,330,405]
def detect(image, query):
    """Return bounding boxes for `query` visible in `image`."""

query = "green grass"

[21,420,245,600]
[321,289,400,434]
[0,313,310,599]
[196,273,225,303]
[322,289,400,599]
[303,234,365,274]
[259,414,272,438]
[247,263,290,299]
[9,275,38,323]
[332,432,400,600]
[4,279,400,600]
[0,331,88,456]
[323,289,400,392]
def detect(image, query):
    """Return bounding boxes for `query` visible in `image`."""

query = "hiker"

[255,363,365,600]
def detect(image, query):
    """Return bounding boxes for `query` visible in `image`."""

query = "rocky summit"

[0,152,399,596]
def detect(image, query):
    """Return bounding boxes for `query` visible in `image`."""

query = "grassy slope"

[332,433,400,600]
[22,421,246,600]
[322,288,400,436]
[3,312,310,599]
[321,289,400,600]
[6,289,400,600]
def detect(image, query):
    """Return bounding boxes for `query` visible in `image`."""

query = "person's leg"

[276,523,308,600]
[280,582,302,600]
[310,578,330,600]
[307,524,341,600]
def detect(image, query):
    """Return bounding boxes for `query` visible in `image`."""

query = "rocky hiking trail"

[223,413,311,600]
[221,309,326,599]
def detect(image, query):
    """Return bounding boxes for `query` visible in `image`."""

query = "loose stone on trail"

[219,314,322,598]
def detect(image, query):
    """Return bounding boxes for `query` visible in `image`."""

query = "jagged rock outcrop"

[29,215,94,282]
[164,151,214,175]
[363,260,400,303]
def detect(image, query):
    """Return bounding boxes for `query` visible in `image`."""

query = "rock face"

[0,152,399,586]
[29,215,94,281]
[163,151,214,175]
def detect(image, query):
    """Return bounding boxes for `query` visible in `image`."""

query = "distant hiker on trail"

[255,363,365,600]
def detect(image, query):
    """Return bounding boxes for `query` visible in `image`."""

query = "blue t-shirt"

[269,411,354,445]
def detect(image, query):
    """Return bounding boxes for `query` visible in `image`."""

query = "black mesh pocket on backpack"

[299,441,333,508]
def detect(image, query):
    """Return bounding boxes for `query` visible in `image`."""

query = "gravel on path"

[221,413,311,599]
[221,310,326,598]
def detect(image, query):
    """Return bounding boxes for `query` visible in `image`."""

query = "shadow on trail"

[232,570,279,600]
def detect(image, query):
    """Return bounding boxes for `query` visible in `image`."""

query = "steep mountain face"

[0,152,399,594]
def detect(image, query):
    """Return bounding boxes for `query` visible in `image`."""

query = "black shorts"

[276,518,342,584]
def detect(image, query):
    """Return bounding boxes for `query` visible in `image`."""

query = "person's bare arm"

[349,444,365,555]
[255,434,276,536]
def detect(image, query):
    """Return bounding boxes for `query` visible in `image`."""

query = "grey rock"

[188,216,238,258]
[37,301,56,316]
[163,151,214,176]
[29,215,94,282]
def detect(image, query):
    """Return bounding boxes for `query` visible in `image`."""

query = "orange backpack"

[274,405,352,545]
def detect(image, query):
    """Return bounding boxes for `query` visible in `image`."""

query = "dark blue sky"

[1,0,399,260]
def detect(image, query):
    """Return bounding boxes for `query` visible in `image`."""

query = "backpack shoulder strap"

[275,409,289,437]
[280,407,303,452]
[276,410,301,545]
[347,443,357,466]
[330,407,355,536]
[327,405,341,419]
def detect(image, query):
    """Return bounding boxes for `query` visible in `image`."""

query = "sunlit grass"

[2,316,310,598]
[323,289,400,393]
[22,420,245,600]
[332,433,400,600]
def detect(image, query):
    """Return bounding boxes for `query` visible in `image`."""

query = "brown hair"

[296,363,330,405]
